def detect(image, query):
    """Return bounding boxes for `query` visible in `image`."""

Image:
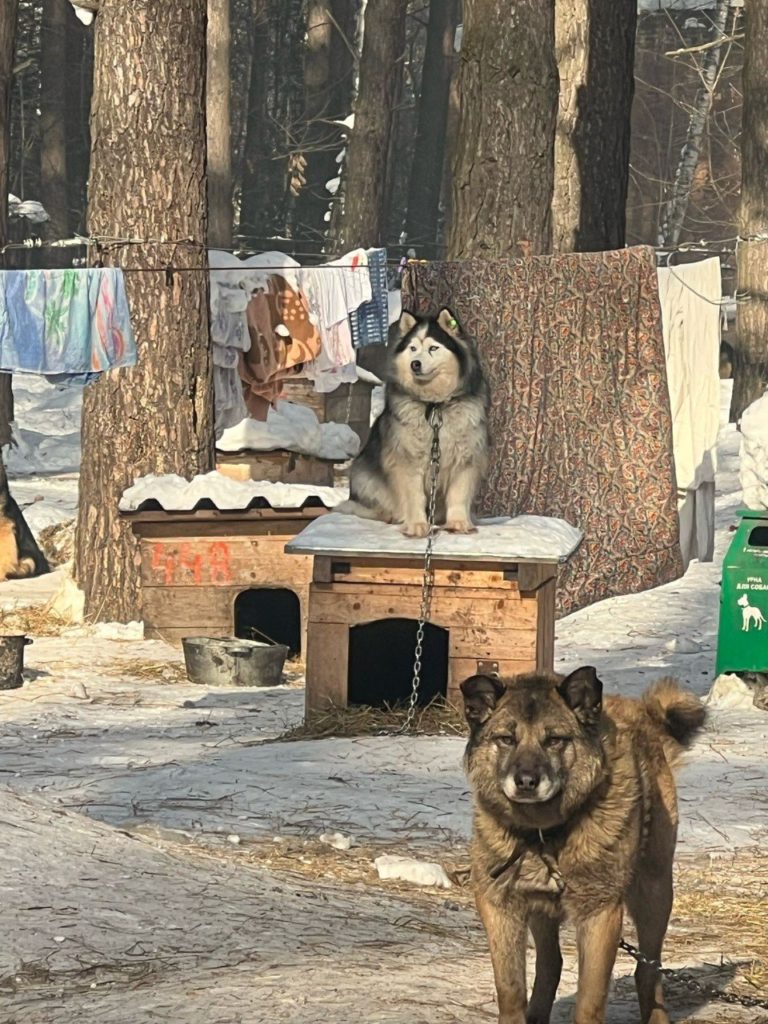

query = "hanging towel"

[0,268,137,383]
[350,247,388,347]
[239,274,321,420]
[403,246,683,616]
[656,258,721,568]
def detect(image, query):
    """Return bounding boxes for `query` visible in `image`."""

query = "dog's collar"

[489,824,567,881]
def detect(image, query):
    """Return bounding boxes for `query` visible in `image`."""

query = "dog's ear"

[558,666,603,723]
[436,308,463,338]
[460,674,505,726]
[398,311,418,336]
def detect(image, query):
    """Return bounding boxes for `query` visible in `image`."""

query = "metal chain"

[619,938,768,1011]
[399,405,443,734]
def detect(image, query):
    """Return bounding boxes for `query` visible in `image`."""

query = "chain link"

[618,938,768,1011]
[399,405,443,735]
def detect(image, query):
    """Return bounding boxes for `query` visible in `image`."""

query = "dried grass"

[278,695,467,741]
[0,604,68,637]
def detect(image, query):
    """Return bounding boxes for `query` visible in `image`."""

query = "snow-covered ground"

[1,378,766,1022]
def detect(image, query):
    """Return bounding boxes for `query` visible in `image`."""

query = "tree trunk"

[294,0,357,250]
[661,0,730,248]
[65,7,93,235]
[207,0,233,249]
[731,0,768,421]
[75,0,214,622]
[239,0,272,241]
[330,0,406,251]
[404,0,460,257]
[0,0,17,449]
[449,0,558,258]
[40,0,70,240]
[553,0,636,253]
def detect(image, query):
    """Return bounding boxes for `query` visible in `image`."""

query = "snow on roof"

[119,471,348,514]
[286,512,583,564]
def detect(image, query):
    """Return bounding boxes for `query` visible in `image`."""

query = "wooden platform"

[125,506,327,650]
[286,515,582,716]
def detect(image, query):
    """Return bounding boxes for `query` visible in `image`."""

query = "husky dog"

[338,308,490,537]
[461,667,706,1024]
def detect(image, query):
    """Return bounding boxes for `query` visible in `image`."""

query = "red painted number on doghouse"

[150,541,232,585]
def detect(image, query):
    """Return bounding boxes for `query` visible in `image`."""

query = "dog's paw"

[401,521,430,538]
[444,519,476,534]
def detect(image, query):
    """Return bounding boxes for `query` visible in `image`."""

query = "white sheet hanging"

[657,257,721,567]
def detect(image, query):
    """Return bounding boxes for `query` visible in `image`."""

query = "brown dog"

[461,666,706,1024]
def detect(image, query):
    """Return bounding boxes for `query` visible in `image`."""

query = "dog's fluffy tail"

[643,678,706,767]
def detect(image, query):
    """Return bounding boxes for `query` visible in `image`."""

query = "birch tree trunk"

[330,0,406,251]
[448,0,558,258]
[404,0,460,257]
[661,0,730,248]
[207,0,233,250]
[75,0,214,622]
[553,0,637,252]
[731,0,768,420]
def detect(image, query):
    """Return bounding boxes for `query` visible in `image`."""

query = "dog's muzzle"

[410,359,422,375]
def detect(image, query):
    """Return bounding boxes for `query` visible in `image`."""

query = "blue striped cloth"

[350,248,388,347]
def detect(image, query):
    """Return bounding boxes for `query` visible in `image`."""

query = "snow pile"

[739,392,768,510]
[69,1,94,25]
[320,832,353,851]
[374,855,452,889]
[8,194,49,224]
[217,401,360,461]
[119,470,348,512]
[704,674,758,711]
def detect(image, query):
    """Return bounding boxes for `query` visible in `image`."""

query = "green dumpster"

[716,509,768,676]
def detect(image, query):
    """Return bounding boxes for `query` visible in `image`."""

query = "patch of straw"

[278,695,467,741]
[0,604,68,637]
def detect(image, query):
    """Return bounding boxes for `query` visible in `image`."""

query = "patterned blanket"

[402,246,683,615]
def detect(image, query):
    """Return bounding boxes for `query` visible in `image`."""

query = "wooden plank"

[127,507,327,536]
[331,560,520,589]
[448,626,537,660]
[307,586,539,629]
[139,536,314,589]
[144,624,231,646]
[447,656,536,703]
[517,562,557,593]
[216,450,336,486]
[305,621,349,715]
[313,556,333,583]
[536,576,556,671]
[140,586,238,629]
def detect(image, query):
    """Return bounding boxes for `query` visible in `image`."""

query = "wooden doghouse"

[286,514,582,716]
[123,502,332,653]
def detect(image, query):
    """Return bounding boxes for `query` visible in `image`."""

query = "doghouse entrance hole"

[348,618,448,707]
[234,588,301,655]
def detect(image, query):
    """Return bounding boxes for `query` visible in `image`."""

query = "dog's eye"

[494,735,516,748]
[428,345,439,353]
[544,736,569,749]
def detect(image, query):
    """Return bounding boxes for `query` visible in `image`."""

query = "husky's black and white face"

[390,308,468,403]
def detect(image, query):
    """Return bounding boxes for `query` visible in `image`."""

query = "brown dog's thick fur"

[0,481,49,582]
[461,667,706,1024]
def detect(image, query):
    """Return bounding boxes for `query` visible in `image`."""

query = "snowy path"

[0,381,766,1021]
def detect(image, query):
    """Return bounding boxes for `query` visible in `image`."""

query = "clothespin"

[398,256,407,277]
[165,265,175,287]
